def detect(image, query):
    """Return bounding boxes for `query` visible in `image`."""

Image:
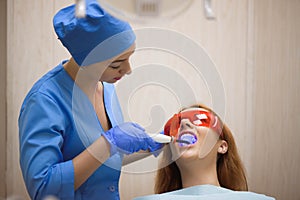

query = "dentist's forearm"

[72,136,110,190]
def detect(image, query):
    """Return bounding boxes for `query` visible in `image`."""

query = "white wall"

[119,0,250,199]
[6,0,300,200]
[250,0,300,199]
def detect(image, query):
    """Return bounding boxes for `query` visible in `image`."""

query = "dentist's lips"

[114,77,122,81]
[178,132,198,147]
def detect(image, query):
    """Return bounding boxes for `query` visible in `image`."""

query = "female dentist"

[18,0,161,199]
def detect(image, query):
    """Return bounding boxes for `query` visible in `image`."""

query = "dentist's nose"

[119,61,132,75]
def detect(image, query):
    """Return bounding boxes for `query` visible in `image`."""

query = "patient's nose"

[179,119,193,130]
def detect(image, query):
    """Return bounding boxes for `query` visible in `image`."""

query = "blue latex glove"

[102,122,162,155]
[151,130,165,157]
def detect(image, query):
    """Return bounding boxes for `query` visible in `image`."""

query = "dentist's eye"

[109,64,121,69]
[109,58,128,69]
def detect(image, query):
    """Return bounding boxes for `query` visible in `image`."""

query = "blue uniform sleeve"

[19,92,74,200]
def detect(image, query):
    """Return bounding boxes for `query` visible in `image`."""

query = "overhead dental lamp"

[75,0,86,18]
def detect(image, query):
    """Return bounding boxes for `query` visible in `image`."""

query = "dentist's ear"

[218,140,228,154]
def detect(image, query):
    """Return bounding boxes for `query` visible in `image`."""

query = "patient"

[134,104,275,200]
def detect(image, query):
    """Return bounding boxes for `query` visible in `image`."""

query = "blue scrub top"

[133,185,276,200]
[19,61,124,200]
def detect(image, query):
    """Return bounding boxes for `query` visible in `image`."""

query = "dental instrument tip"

[175,139,191,144]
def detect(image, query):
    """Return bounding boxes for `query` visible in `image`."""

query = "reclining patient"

[134,104,275,200]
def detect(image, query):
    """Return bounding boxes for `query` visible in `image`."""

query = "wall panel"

[250,0,300,199]
[7,0,72,198]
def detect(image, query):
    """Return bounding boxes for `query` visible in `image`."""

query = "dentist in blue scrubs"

[18,1,161,199]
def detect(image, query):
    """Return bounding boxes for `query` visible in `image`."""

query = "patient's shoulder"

[133,185,275,200]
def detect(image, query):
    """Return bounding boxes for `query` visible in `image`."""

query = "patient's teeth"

[179,133,197,147]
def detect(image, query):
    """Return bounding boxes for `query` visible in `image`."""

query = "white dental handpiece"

[148,134,190,144]
[149,134,173,143]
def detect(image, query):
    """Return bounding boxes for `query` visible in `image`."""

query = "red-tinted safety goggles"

[164,108,223,137]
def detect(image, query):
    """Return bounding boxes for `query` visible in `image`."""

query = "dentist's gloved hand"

[102,122,162,156]
[150,130,165,157]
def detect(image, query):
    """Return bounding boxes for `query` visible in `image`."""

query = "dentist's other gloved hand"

[102,122,162,156]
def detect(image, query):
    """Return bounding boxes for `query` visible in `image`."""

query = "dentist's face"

[100,48,135,83]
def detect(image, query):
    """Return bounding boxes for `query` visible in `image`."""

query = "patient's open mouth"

[178,132,198,147]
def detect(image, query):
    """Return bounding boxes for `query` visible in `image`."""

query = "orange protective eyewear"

[164,109,223,137]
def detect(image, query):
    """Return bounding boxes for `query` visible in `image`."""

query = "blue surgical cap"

[53,0,136,66]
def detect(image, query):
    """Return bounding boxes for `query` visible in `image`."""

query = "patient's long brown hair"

[155,104,248,194]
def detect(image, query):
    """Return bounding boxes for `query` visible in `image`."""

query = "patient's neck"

[177,157,220,189]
